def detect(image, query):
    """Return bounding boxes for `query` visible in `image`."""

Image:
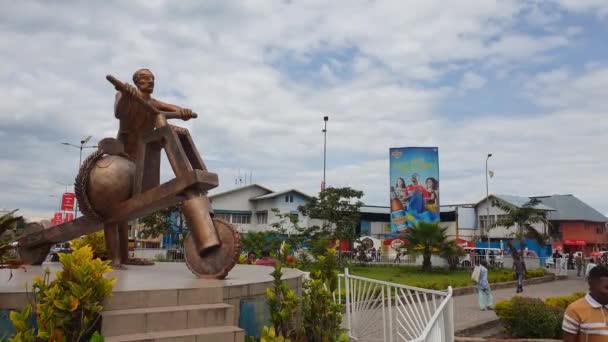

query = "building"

[208,184,319,233]
[533,194,608,254]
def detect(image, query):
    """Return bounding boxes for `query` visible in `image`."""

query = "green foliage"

[301,248,345,342]
[525,268,547,279]
[9,246,116,341]
[495,294,583,339]
[298,187,363,242]
[399,221,452,272]
[241,231,282,257]
[440,241,466,271]
[266,263,300,338]
[140,205,186,247]
[544,292,585,310]
[260,326,291,342]
[492,198,548,256]
[71,231,108,260]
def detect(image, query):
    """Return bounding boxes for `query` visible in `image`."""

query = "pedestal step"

[104,325,244,342]
[102,303,233,336]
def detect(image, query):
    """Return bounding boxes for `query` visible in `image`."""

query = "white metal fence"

[338,268,454,342]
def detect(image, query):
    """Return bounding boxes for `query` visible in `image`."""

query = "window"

[257,212,268,224]
[215,213,231,222]
[496,214,509,224]
[290,195,294,203]
[479,215,496,229]
[290,213,299,222]
[232,214,251,225]
[597,225,605,234]
[285,195,289,203]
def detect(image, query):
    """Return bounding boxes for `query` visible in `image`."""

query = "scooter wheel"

[184,218,240,279]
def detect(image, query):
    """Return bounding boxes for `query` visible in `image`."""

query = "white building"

[208,184,320,233]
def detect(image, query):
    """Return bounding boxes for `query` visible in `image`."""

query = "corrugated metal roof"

[486,194,556,211]
[208,184,274,199]
[532,195,608,222]
[251,189,312,200]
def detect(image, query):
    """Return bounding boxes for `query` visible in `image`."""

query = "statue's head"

[132,68,155,94]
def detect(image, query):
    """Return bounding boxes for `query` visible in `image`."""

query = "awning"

[455,238,475,248]
[563,240,587,246]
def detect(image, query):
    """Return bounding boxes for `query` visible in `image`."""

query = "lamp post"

[322,116,329,191]
[49,195,61,212]
[61,135,97,218]
[485,153,493,249]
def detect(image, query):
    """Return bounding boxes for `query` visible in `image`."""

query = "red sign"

[52,212,63,225]
[64,212,74,222]
[61,192,76,211]
[564,240,587,246]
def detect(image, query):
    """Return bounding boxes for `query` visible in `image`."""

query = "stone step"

[104,287,224,310]
[102,303,234,337]
[104,325,244,342]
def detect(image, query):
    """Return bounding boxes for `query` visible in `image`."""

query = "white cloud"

[0,1,606,221]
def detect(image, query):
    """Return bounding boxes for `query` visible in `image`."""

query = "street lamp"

[485,153,493,249]
[322,116,329,191]
[49,195,61,212]
[61,135,97,218]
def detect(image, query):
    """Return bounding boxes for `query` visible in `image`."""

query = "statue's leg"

[118,221,130,262]
[104,223,124,269]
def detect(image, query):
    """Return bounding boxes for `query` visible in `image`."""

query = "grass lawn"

[344,265,546,290]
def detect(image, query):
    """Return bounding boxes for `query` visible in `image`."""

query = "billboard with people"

[389,147,440,233]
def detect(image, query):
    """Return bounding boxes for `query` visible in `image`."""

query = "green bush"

[495,296,564,339]
[544,292,585,310]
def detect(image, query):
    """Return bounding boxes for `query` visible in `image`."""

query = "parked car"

[49,242,72,262]
[461,247,504,268]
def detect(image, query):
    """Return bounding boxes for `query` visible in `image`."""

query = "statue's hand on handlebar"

[178,108,195,121]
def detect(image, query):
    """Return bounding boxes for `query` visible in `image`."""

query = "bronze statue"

[14,70,240,279]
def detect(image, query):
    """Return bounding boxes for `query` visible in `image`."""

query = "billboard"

[52,212,63,225]
[389,147,440,233]
[61,192,76,211]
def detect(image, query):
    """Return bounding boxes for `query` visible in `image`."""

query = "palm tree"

[400,221,452,272]
[492,198,548,261]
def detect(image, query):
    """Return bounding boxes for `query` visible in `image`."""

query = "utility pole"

[486,153,493,249]
[322,116,329,191]
[61,135,96,218]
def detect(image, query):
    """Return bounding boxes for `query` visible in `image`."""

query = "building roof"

[360,205,390,214]
[208,184,273,199]
[476,194,555,211]
[531,195,608,222]
[251,189,312,201]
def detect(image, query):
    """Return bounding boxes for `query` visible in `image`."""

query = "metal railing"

[338,268,454,342]
[546,256,568,276]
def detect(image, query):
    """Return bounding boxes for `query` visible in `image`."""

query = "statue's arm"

[151,99,194,121]
[114,92,129,119]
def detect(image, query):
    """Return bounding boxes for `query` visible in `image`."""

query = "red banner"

[52,212,63,225]
[64,212,74,222]
[61,192,76,211]
[564,239,587,246]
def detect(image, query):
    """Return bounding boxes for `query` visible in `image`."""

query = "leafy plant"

[495,296,564,339]
[71,231,108,260]
[9,246,116,341]
[260,326,291,342]
[265,263,300,339]
[492,198,548,260]
[544,292,585,310]
[298,187,364,242]
[400,221,452,272]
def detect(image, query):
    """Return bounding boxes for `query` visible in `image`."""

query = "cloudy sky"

[1,0,607,220]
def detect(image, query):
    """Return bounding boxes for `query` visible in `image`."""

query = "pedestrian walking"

[562,265,608,341]
[394,249,401,264]
[575,253,583,277]
[513,253,526,293]
[586,258,598,278]
[475,260,494,310]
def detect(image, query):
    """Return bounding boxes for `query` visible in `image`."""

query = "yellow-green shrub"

[71,231,108,260]
[9,246,115,341]
[544,292,585,310]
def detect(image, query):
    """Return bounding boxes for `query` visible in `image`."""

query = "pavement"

[454,274,587,333]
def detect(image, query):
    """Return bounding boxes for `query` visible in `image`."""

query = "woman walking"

[476,260,494,310]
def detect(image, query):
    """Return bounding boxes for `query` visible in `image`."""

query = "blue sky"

[0,0,607,220]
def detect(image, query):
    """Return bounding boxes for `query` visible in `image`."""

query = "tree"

[270,208,305,252]
[140,205,187,247]
[492,198,548,260]
[400,221,451,272]
[298,187,364,242]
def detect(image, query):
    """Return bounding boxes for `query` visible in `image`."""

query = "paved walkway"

[454,276,587,332]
